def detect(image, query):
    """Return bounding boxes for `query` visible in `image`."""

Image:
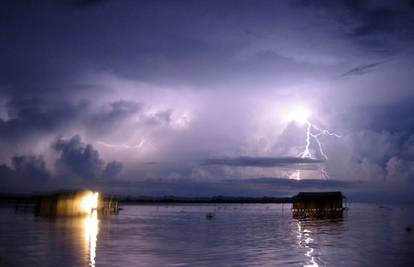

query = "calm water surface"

[1,203,413,266]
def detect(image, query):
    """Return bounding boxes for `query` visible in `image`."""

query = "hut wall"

[292,192,344,218]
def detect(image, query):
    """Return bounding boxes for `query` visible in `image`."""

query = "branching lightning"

[286,106,341,180]
[297,121,341,161]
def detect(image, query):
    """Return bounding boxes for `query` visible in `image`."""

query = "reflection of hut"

[35,190,119,217]
[292,191,345,219]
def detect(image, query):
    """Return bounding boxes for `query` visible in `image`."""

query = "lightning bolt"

[97,140,146,150]
[294,120,341,180]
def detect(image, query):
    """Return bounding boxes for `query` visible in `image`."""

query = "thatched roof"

[293,191,344,201]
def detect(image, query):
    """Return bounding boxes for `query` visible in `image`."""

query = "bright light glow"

[80,191,99,215]
[285,106,311,125]
[171,112,191,129]
[84,210,99,267]
[81,191,100,265]
[283,105,341,180]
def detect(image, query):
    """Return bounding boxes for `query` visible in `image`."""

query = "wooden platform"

[292,191,345,219]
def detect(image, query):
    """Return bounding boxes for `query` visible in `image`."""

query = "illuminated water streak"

[84,210,99,267]
[297,221,319,267]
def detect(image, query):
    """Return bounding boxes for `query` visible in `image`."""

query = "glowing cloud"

[284,106,311,125]
[284,105,341,180]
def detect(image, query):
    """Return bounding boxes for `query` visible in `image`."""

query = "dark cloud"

[341,60,389,77]
[0,155,50,192]
[88,100,142,134]
[348,5,414,39]
[293,0,414,55]
[53,135,104,179]
[0,98,87,142]
[12,155,50,180]
[0,135,124,193]
[341,60,390,77]
[103,161,123,179]
[204,156,324,168]
[0,164,16,191]
[290,0,361,9]
[86,100,181,137]
[243,177,352,189]
[53,135,121,179]
[70,0,110,9]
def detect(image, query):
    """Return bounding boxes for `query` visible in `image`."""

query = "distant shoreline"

[0,194,292,204]
[119,196,293,204]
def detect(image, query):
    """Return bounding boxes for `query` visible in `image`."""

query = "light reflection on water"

[84,210,99,267]
[1,203,414,266]
[297,221,319,267]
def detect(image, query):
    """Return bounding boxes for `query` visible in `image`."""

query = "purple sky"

[1,0,414,201]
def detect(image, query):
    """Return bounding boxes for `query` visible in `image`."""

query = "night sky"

[1,0,414,201]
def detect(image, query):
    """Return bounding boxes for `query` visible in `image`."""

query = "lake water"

[1,203,413,266]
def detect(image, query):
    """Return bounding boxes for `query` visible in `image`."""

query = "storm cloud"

[1,0,414,201]
[341,60,389,77]
[0,155,50,192]
[53,135,122,179]
[204,157,324,168]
